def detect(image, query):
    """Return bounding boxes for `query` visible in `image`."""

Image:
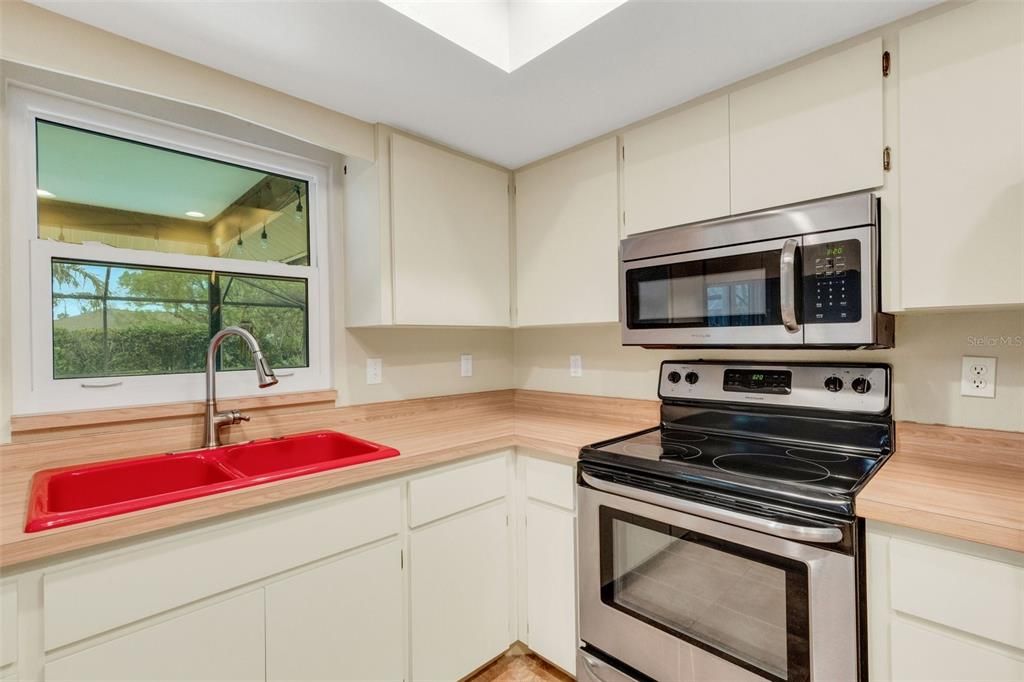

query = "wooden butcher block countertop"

[0,389,1020,568]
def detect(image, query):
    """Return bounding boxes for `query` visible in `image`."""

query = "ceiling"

[31,0,937,169]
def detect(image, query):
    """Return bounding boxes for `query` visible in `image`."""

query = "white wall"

[513,310,1024,432]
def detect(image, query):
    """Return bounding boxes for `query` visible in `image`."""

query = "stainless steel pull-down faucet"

[204,326,278,448]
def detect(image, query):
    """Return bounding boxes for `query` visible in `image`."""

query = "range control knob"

[824,375,844,393]
[667,371,682,384]
[851,377,872,394]
[684,371,700,385]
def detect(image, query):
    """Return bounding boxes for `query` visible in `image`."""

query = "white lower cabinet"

[44,590,266,682]
[266,540,404,681]
[868,522,1024,681]
[4,451,586,682]
[525,500,576,674]
[410,502,511,681]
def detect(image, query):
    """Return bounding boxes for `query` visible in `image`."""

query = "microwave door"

[620,238,805,347]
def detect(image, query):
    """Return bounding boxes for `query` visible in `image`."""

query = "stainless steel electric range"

[577,361,893,682]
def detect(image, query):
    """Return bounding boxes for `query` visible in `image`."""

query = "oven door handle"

[581,473,843,544]
[780,238,801,333]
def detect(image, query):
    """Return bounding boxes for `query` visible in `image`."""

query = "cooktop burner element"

[785,447,849,463]
[712,454,830,483]
[580,361,894,518]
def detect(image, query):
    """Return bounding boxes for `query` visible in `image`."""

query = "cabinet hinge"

[883,146,892,172]
[623,210,627,226]
[400,549,404,569]
[621,145,625,161]
[882,51,891,78]
[343,164,348,175]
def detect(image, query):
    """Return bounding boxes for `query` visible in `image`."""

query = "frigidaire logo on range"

[967,335,1023,347]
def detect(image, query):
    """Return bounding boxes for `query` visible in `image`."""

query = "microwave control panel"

[802,239,862,323]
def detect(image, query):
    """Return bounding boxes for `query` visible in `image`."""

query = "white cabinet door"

[266,540,404,681]
[0,581,15,670]
[391,133,511,326]
[525,500,577,675]
[514,138,619,326]
[44,590,265,681]
[898,0,1024,309]
[622,96,730,235]
[729,38,884,214]
[890,618,1023,681]
[410,503,511,681]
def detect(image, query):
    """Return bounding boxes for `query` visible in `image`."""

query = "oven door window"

[625,249,785,329]
[600,508,810,682]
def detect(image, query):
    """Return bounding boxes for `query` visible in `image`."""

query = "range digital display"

[723,369,792,394]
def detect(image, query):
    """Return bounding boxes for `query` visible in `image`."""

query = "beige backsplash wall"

[338,328,514,406]
[513,310,1024,432]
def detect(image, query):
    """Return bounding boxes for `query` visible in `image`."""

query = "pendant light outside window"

[294,185,303,214]
[237,228,243,247]
[260,223,269,250]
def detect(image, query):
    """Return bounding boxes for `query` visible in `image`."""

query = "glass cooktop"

[582,426,886,516]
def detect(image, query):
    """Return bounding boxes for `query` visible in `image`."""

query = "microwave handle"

[780,238,801,333]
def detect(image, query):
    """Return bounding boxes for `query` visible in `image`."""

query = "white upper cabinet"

[515,138,620,326]
[344,129,511,327]
[897,0,1024,310]
[391,134,511,325]
[729,38,884,214]
[622,95,731,235]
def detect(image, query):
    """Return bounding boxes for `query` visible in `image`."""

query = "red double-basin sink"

[25,431,400,533]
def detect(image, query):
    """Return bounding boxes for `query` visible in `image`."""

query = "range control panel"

[802,238,863,324]
[661,362,890,414]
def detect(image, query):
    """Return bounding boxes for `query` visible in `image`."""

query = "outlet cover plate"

[569,355,583,377]
[961,356,996,398]
[366,358,383,385]
[460,354,473,377]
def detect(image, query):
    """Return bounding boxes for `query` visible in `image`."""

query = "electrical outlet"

[569,355,583,377]
[460,354,473,377]
[366,358,382,385]
[961,356,996,398]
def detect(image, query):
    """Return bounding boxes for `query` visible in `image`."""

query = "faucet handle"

[226,410,250,425]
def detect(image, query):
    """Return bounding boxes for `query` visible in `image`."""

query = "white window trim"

[7,84,333,415]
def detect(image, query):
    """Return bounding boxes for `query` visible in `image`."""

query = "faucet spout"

[203,326,278,448]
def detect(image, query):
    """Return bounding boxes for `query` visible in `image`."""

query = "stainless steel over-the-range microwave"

[619,193,894,348]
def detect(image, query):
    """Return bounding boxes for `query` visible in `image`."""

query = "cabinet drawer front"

[45,590,265,682]
[891,617,1023,681]
[890,538,1024,649]
[409,454,508,527]
[0,580,16,668]
[524,456,575,511]
[45,485,400,650]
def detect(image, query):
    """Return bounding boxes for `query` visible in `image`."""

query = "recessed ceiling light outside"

[36,189,56,199]
[185,211,206,218]
[381,0,628,72]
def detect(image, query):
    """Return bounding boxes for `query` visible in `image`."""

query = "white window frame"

[7,85,332,415]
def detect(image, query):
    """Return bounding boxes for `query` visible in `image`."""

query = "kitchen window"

[8,87,331,414]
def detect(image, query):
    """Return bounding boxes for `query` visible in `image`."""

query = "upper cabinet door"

[390,134,511,326]
[730,38,884,214]
[622,96,731,235]
[515,138,619,326]
[898,0,1024,309]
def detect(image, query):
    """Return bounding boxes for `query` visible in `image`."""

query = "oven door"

[620,238,804,347]
[578,482,857,682]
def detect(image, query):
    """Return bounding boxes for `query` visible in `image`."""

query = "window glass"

[52,259,308,379]
[36,121,310,265]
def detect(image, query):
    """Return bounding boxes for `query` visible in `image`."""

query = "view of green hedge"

[53,319,306,379]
